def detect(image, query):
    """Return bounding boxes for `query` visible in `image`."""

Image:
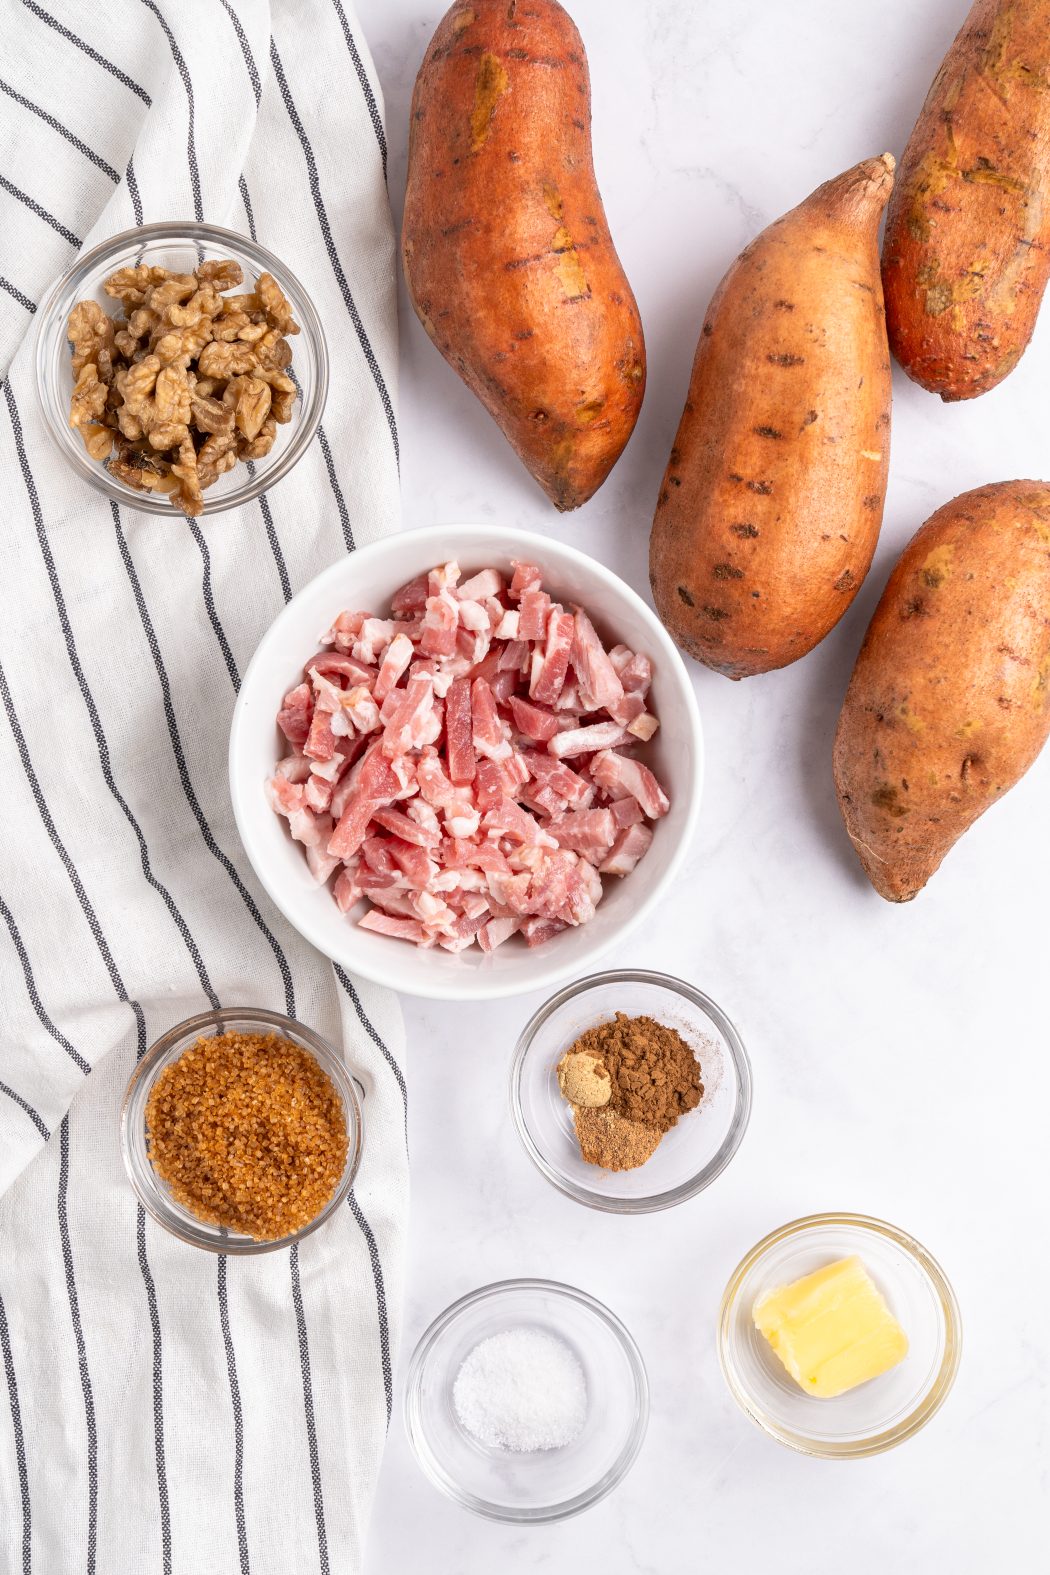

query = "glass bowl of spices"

[121,1006,363,1253]
[718,1213,962,1457]
[511,970,752,1213]
[403,1278,648,1522]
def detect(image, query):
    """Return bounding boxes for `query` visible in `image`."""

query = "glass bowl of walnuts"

[34,221,328,517]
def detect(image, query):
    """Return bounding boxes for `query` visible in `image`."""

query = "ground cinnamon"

[557,1011,703,1172]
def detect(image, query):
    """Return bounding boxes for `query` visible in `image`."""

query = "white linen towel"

[0,3,407,1571]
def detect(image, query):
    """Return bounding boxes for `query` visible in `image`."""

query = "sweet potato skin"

[401,0,645,510]
[834,481,1050,901]
[882,0,1050,401]
[648,157,894,679]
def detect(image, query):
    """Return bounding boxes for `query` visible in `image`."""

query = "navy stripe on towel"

[290,1245,330,1575]
[348,1192,393,1423]
[0,1287,31,1575]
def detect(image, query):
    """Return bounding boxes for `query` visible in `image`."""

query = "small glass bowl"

[120,1006,363,1254]
[403,1278,648,1522]
[511,970,751,1213]
[34,221,328,516]
[718,1213,962,1458]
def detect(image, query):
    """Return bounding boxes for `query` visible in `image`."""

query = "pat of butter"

[752,1255,908,1399]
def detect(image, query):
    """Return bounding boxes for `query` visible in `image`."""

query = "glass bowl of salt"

[403,1278,649,1522]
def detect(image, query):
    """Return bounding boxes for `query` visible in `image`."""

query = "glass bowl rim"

[33,219,329,517]
[717,1210,963,1458]
[402,1275,650,1523]
[120,1004,363,1255]
[510,968,752,1214]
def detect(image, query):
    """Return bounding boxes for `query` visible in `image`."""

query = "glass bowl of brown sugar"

[121,1006,363,1253]
[511,970,752,1214]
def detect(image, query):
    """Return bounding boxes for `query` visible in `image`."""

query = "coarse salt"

[452,1326,587,1452]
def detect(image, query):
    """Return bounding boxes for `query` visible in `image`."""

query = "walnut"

[257,272,299,335]
[197,259,243,289]
[190,392,233,434]
[239,417,276,459]
[67,254,297,515]
[69,364,108,428]
[170,437,203,516]
[226,375,271,440]
[271,387,296,424]
[80,423,114,461]
[122,355,160,414]
[198,340,258,379]
[154,365,192,426]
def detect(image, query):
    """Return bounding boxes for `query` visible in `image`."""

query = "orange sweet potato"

[834,481,1050,901]
[649,156,895,679]
[401,0,645,510]
[882,0,1050,400]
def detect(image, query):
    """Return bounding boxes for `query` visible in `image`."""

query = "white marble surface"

[358,1,1048,1567]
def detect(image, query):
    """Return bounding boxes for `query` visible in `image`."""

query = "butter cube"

[752,1255,908,1399]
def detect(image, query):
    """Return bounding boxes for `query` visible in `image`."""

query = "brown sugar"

[573,1107,662,1171]
[145,1031,348,1240]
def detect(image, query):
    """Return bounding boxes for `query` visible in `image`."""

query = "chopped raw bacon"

[508,694,559,743]
[390,573,429,615]
[268,559,671,952]
[600,823,653,876]
[530,610,575,705]
[572,608,625,712]
[548,720,630,759]
[277,682,313,745]
[590,749,671,819]
[444,677,476,785]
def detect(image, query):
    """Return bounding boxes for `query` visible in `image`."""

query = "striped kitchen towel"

[0,3,407,1572]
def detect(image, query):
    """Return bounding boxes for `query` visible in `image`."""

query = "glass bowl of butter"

[718,1213,961,1457]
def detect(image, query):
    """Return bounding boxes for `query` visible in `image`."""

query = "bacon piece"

[471,677,511,762]
[600,823,653,875]
[277,682,313,744]
[328,745,401,859]
[518,588,551,643]
[486,869,534,912]
[420,590,459,658]
[610,795,644,829]
[483,798,557,848]
[324,610,369,650]
[303,774,334,813]
[572,608,624,712]
[477,915,520,952]
[306,841,340,883]
[445,677,476,785]
[499,749,530,795]
[590,749,670,819]
[509,561,542,600]
[508,694,559,743]
[333,866,363,913]
[386,837,438,890]
[498,638,528,673]
[607,690,646,727]
[522,916,567,947]
[381,673,435,756]
[522,750,593,806]
[309,650,376,687]
[627,712,659,742]
[390,573,429,615]
[475,756,504,812]
[371,807,440,848]
[445,837,511,874]
[361,836,402,882]
[304,706,337,763]
[530,611,575,705]
[620,652,652,695]
[494,609,520,641]
[554,677,582,714]
[428,561,461,593]
[457,568,503,601]
[352,618,397,665]
[547,808,616,860]
[276,752,311,783]
[373,633,415,703]
[548,720,630,759]
[358,911,431,945]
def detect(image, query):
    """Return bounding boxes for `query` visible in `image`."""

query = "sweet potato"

[648,156,895,679]
[834,481,1050,901]
[401,0,645,511]
[882,0,1050,400]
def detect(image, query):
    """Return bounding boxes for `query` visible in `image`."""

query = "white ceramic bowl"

[229,524,703,999]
